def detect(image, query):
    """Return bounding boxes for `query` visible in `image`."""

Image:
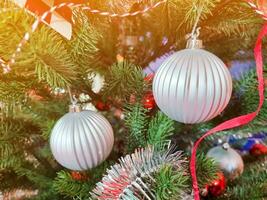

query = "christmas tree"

[0,0,267,199]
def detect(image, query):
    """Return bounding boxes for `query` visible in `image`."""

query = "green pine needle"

[124,103,148,148]
[147,111,175,148]
[103,61,145,101]
[53,170,91,199]
[154,165,189,200]
[196,154,220,188]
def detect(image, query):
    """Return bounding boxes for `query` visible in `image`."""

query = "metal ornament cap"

[186,38,203,49]
[69,104,82,113]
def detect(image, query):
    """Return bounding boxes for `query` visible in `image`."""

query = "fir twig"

[147,111,175,149]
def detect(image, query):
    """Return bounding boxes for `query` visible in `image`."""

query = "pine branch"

[124,103,148,148]
[15,166,53,189]
[28,27,77,88]
[0,170,33,192]
[53,170,91,199]
[0,5,77,88]
[53,162,109,199]
[69,11,100,70]
[196,154,219,188]
[103,61,145,101]
[147,111,175,148]
[234,67,267,128]
[0,118,39,160]
[0,155,22,170]
[0,74,31,116]
[153,165,189,200]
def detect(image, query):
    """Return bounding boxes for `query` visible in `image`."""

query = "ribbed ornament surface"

[153,48,232,124]
[50,110,114,171]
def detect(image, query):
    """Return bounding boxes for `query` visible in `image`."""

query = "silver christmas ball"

[152,48,232,124]
[207,143,244,180]
[50,105,114,171]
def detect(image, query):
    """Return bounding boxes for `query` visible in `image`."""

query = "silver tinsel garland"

[91,146,186,200]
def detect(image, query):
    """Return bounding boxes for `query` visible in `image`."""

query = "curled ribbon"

[190,23,267,200]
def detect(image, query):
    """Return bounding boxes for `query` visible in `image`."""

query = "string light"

[0,0,166,73]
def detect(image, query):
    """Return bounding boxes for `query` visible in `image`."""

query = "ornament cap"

[186,27,203,49]
[69,104,82,113]
[186,38,203,49]
[222,143,230,150]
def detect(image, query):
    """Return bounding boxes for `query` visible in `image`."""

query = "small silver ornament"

[50,104,114,171]
[207,143,244,180]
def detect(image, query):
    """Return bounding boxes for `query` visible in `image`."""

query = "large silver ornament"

[50,105,114,171]
[207,143,244,180]
[152,38,232,124]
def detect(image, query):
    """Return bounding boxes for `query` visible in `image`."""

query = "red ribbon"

[190,23,267,200]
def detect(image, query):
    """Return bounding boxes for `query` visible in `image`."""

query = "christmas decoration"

[249,143,267,156]
[88,73,105,94]
[142,91,156,110]
[207,143,244,180]
[50,104,114,171]
[13,0,86,39]
[153,32,232,124]
[189,21,267,198]
[207,172,226,197]
[95,101,111,111]
[71,171,88,181]
[91,146,185,199]
[215,131,267,153]
[240,138,258,152]
[82,102,97,111]
[2,1,267,200]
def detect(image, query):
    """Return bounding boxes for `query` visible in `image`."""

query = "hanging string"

[0,0,166,73]
[67,86,77,105]
[185,3,204,49]
[190,4,204,37]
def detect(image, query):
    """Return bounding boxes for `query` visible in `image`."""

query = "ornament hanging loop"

[67,86,81,113]
[186,3,204,49]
